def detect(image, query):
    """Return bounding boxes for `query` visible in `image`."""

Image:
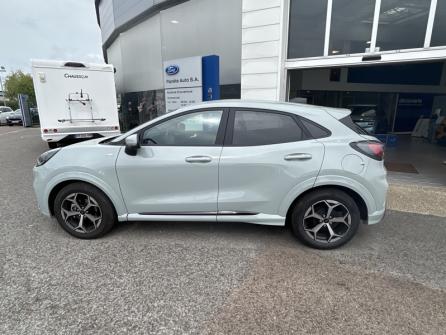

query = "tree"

[4,70,36,108]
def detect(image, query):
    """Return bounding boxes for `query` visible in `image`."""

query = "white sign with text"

[163,56,202,113]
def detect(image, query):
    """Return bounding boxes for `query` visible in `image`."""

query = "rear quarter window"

[300,118,331,139]
[339,116,369,135]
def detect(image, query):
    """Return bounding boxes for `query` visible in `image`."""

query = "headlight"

[36,148,60,167]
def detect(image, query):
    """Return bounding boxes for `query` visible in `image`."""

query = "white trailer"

[32,60,121,148]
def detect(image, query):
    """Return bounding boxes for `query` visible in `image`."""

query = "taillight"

[350,141,384,161]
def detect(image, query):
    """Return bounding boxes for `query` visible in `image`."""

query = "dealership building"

[95,0,446,181]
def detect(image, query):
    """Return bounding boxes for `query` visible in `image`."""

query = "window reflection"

[329,0,375,55]
[431,0,446,47]
[376,0,431,51]
[288,0,327,59]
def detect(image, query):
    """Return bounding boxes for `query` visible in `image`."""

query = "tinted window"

[340,116,369,135]
[431,0,446,47]
[142,110,223,146]
[329,0,375,55]
[232,110,303,146]
[376,0,430,51]
[288,0,327,59]
[301,118,331,138]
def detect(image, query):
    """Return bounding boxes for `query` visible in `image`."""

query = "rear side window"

[300,118,331,139]
[232,110,304,146]
[340,116,369,135]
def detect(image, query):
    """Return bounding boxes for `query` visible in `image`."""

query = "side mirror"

[125,134,140,156]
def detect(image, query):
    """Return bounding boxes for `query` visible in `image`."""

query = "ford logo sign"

[165,65,179,76]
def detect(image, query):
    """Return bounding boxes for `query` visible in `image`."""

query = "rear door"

[217,109,325,221]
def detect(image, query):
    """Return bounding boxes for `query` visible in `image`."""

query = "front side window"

[232,110,304,146]
[141,110,223,146]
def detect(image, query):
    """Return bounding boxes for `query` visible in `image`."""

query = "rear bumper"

[42,130,121,142]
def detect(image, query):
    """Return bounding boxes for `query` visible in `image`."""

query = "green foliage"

[4,100,19,110]
[4,71,36,108]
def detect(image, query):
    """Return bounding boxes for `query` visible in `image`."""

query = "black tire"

[291,189,360,250]
[48,142,58,149]
[54,182,117,239]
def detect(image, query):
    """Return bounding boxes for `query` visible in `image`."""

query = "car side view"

[33,101,388,249]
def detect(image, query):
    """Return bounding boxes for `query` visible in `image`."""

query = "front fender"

[43,171,128,219]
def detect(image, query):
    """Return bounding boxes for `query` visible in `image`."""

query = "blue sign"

[201,55,220,101]
[165,65,180,76]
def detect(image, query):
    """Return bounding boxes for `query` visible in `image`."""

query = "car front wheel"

[291,189,360,249]
[54,182,116,239]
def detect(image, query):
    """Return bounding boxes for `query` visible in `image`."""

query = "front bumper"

[33,166,51,217]
[367,207,386,225]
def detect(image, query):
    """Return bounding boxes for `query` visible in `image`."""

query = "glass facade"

[288,0,446,60]
[376,0,431,51]
[431,0,446,47]
[119,84,240,131]
[329,0,375,55]
[288,0,327,59]
[119,90,165,131]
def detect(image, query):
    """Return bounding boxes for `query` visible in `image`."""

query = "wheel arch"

[285,185,369,226]
[47,178,126,218]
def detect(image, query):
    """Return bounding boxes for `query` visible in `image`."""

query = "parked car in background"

[6,109,23,126]
[33,100,388,249]
[0,106,14,125]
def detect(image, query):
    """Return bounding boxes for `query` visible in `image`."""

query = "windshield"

[0,107,12,113]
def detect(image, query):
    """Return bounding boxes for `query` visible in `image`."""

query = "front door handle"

[284,153,312,161]
[185,155,212,163]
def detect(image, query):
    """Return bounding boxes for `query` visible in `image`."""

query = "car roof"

[181,100,350,120]
[112,100,351,143]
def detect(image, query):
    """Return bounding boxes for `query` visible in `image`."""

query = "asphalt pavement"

[1,127,445,334]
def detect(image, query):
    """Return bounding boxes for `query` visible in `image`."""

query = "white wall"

[106,36,123,93]
[240,0,286,100]
[106,0,242,94]
[160,0,242,85]
[118,14,164,93]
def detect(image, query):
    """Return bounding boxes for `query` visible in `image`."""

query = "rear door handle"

[284,153,312,161]
[185,155,212,163]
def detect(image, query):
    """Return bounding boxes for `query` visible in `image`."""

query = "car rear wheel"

[291,189,360,249]
[54,182,116,239]
[48,142,58,149]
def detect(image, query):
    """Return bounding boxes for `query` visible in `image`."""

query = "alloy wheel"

[60,192,102,233]
[303,200,351,243]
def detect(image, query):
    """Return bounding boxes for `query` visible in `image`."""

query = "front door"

[116,109,227,217]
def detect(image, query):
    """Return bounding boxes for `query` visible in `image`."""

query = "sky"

[0,0,104,74]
